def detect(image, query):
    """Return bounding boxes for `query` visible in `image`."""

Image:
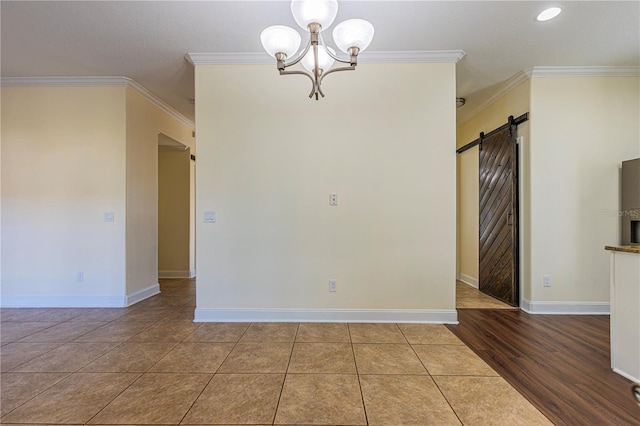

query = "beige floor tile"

[89,373,211,425]
[288,343,356,374]
[161,306,197,321]
[73,320,154,343]
[218,343,293,373]
[128,320,201,342]
[0,322,60,343]
[413,344,498,376]
[12,342,117,372]
[115,307,175,322]
[136,295,195,308]
[360,375,462,425]
[239,322,298,342]
[455,282,517,310]
[183,322,249,342]
[1,372,70,416]
[16,321,106,343]
[1,308,59,322]
[182,374,284,424]
[1,372,140,424]
[296,323,351,342]
[434,376,554,425]
[81,342,176,372]
[0,342,62,372]
[353,344,427,374]
[348,323,407,343]
[399,323,464,345]
[67,308,129,322]
[161,287,196,297]
[149,342,234,372]
[26,308,94,322]
[274,374,366,425]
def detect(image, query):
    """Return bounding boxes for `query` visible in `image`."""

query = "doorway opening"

[158,133,194,279]
[456,114,528,308]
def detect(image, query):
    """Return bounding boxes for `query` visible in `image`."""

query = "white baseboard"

[612,368,640,384]
[0,295,127,308]
[126,283,160,306]
[159,270,196,279]
[521,299,610,315]
[457,273,478,288]
[194,308,458,324]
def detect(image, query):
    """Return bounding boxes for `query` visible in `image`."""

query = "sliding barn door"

[479,126,519,306]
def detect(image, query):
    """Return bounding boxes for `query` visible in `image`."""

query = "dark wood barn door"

[479,126,519,306]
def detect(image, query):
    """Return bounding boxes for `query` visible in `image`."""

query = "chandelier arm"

[279,69,317,98]
[318,32,353,64]
[284,37,312,68]
[313,44,321,97]
[317,65,356,86]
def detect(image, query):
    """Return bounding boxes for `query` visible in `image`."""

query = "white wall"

[528,76,640,305]
[194,62,457,322]
[1,86,127,306]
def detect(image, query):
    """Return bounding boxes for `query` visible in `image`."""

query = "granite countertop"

[605,245,640,254]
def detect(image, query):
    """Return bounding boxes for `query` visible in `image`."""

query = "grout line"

[0,371,73,418]
[271,323,300,425]
[177,322,252,425]
[431,376,465,425]
[348,323,369,426]
[83,371,146,425]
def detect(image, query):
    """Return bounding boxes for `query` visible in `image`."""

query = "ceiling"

[2,1,639,124]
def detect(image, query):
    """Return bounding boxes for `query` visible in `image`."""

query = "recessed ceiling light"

[536,7,562,22]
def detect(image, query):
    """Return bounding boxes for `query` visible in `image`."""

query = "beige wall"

[125,88,194,294]
[1,86,127,304]
[528,76,640,303]
[158,149,191,274]
[1,84,194,306]
[125,88,159,295]
[456,75,640,307]
[194,62,457,321]
[456,80,530,293]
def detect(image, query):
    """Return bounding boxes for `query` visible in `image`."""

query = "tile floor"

[456,281,518,309]
[1,279,550,425]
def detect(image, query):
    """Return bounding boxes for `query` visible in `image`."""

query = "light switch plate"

[203,211,216,223]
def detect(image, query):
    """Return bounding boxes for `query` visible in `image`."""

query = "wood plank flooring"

[448,309,640,425]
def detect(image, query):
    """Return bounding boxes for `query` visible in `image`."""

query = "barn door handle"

[508,212,513,226]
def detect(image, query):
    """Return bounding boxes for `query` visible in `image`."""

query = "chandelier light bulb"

[261,0,374,99]
[301,45,336,73]
[332,19,375,54]
[290,0,339,31]
[260,25,302,58]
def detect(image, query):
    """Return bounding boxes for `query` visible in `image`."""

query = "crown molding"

[526,65,640,78]
[457,70,530,127]
[186,50,466,66]
[1,76,194,129]
[186,53,271,65]
[125,79,194,129]
[457,65,640,126]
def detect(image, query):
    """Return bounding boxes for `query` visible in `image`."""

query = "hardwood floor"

[448,309,640,425]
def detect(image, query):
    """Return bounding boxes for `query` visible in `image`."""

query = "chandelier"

[260,0,374,100]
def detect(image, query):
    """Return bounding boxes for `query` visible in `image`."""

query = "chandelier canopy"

[260,0,374,100]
